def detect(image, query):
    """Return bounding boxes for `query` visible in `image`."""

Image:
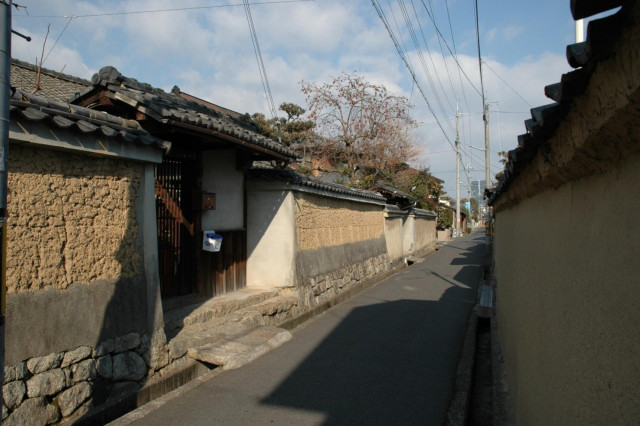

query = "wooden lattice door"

[155,157,197,298]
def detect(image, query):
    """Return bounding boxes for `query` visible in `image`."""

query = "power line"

[482,60,532,108]
[423,0,458,108]
[397,0,455,134]
[418,0,482,97]
[407,0,456,115]
[43,16,72,66]
[243,0,277,119]
[371,0,454,149]
[473,0,486,105]
[444,0,471,117]
[15,0,314,19]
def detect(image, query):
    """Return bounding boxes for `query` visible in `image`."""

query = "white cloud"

[10,0,574,198]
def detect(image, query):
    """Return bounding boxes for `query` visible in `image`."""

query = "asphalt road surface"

[120,232,487,426]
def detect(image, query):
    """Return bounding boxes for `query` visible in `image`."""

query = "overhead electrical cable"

[473,0,486,106]
[397,0,455,134]
[407,0,456,115]
[444,0,471,116]
[15,0,315,19]
[482,60,532,108]
[386,0,413,71]
[243,0,277,120]
[371,0,454,149]
[418,0,482,97]
[423,0,459,107]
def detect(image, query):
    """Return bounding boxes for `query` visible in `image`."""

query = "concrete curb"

[444,305,478,426]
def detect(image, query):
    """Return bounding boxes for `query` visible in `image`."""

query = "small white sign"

[202,230,222,252]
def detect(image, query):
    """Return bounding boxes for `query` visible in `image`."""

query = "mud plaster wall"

[494,152,640,424]
[384,215,404,264]
[294,192,383,251]
[294,192,390,308]
[7,145,142,293]
[413,216,436,256]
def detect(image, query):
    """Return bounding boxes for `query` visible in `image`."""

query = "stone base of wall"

[412,241,437,259]
[297,253,393,309]
[2,328,173,425]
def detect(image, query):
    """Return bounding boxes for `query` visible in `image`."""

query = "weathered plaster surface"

[492,4,640,212]
[494,154,640,424]
[7,145,142,293]
[384,214,404,263]
[413,216,436,256]
[492,6,640,423]
[294,192,383,251]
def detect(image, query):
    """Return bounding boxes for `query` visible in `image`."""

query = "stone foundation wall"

[3,145,160,423]
[2,328,172,424]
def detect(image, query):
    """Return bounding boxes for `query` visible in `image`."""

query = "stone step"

[226,295,300,326]
[188,325,292,370]
[163,287,280,332]
[165,294,299,370]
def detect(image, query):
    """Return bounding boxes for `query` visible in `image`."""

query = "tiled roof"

[374,182,418,204]
[10,59,91,103]
[487,0,630,206]
[88,66,299,161]
[10,87,170,152]
[247,168,386,203]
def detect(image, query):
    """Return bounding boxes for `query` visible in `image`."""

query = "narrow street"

[116,232,487,426]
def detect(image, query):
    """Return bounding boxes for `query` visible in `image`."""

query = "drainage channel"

[467,317,493,425]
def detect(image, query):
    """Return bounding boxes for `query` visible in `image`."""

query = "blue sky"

[10,0,582,197]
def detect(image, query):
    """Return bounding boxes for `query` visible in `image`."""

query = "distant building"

[471,180,486,202]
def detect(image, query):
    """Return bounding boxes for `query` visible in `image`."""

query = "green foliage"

[243,103,315,148]
[392,166,442,209]
[438,207,454,229]
[460,198,480,222]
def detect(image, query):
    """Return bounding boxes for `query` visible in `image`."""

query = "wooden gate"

[155,157,197,298]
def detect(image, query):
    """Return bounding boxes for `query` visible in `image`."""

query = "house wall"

[493,152,640,424]
[246,188,297,288]
[6,146,154,363]
[383,207,405,265]
[201,149,244,232]
[8,146,142,293]
[3,144,170,423]
[413,210,437,257]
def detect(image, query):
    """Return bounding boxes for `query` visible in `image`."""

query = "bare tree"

[300,73,420,186]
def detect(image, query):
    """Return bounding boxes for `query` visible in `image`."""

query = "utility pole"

[455,103,460,238]
[0,0,12,390]
[575,19,584,43]
[483,102,490,194]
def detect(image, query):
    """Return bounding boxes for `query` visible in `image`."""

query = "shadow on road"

[260,282,478,425]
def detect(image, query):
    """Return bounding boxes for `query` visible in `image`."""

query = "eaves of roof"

[88,66,300,161]
[487,0,633,208]
[374,181,418,203]
[247,168,386,203]
[10,88,170,153]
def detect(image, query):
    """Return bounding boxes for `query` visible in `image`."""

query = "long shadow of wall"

[261,281,479,424]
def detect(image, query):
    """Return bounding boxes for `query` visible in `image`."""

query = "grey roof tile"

[10,59,92,102]
[90,66,299,160]
[10,88,170,153]
[247,168,386,203]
